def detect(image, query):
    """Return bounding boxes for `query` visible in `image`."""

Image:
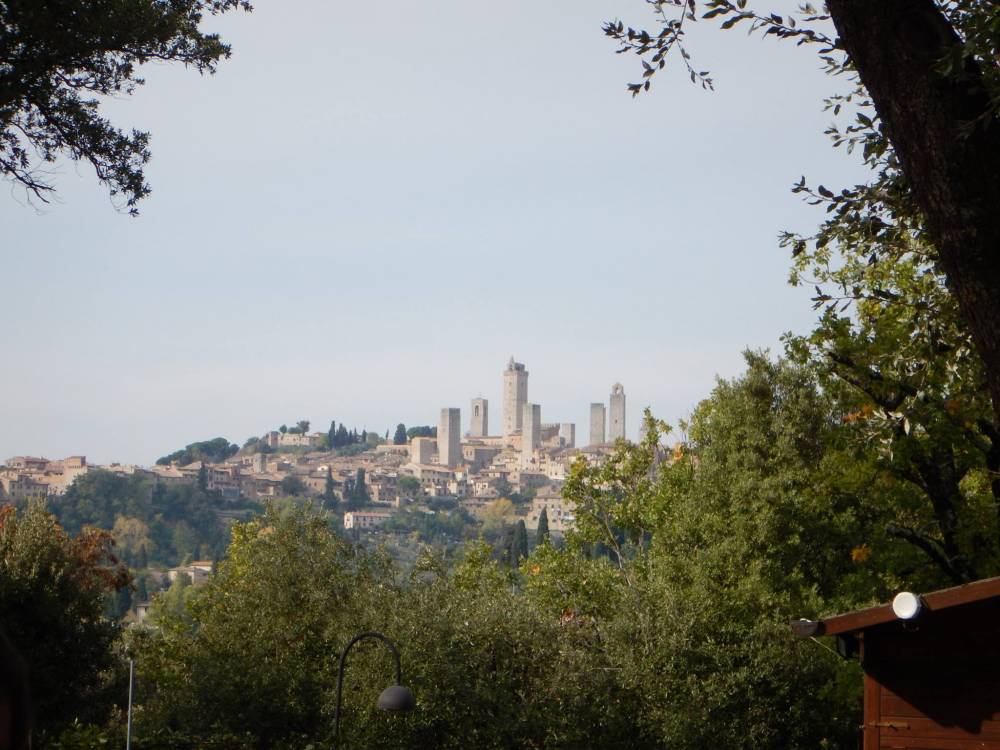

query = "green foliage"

[53,470,229,569]
[393,423,408,445]
[0,0,252,213]
[156,437,239,466]
[535,506,550,546]
[323,466,336,502]
[343,469,369,510]
[406,425,436,439]
[787,233,1000,584]
[0,503,131,738]
[397,475,421,498]
[279,474,308,497]
[512,520,529,566]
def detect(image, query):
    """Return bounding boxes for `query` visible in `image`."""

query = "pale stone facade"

[344,511,392,530]
[559,423,576,448]
[502,358,528,438]
[609,383,626,441]
[410,437,435,465]
[526,489,576,534]
[438,407,461,468]
[521,403,541,465]
[470,397,488,437]
[590,403,606,446]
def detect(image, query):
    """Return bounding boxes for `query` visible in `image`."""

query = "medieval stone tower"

[521,403,541,465]
[590,402,606,446]
[608,383,626,441]
[502,357,528,438]
[470,397,488,438]
[438,407,461,468]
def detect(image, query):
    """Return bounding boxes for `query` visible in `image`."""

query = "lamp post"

[333,631,415,748]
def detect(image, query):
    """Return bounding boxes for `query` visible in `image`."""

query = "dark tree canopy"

[0,0,251,214]
[0,503,131,738]
[156,437,238,466]
[605,0,1000,428]
[393,423,408,445]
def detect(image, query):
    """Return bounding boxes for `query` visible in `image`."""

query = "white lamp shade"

[892,591,922,620]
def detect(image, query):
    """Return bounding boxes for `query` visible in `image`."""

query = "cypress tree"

[536,507,550,546]
[324,466,335,501]
[328,421,336,449]
[513,520,529,566]
[393,423,407,445]
[500,525,516,567]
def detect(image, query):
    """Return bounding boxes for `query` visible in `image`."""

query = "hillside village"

[0,358,641,609]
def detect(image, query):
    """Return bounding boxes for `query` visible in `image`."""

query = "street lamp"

[334,631,416,747]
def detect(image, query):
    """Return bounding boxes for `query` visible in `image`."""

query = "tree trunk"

[827,0,1000,426]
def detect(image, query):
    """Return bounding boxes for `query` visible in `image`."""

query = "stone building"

[590,403,606,446]
[609,383,626,442]
[410,436,435,465]
[521,403,541,465]
[502,358,528,438]
[470,397,488,437]
[438,407,461,468]
[559,423,576,448]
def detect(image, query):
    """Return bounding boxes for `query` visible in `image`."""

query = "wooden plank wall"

[863,599,1000,750]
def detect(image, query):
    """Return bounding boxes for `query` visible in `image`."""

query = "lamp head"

[377,684,416,713]
[892,591,922,620]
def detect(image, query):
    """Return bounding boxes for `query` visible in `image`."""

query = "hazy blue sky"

[1,1,867,465]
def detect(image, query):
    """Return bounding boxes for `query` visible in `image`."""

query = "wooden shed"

[792,577,1000,750]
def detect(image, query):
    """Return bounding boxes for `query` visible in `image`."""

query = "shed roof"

[792,575,1000,638]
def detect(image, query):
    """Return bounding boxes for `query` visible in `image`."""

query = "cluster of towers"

[433,357,627,469]
[589,383,626,445]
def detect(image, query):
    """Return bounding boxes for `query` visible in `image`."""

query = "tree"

[0,0,252,214]
[279,425,287,434]
[344,469,368,511]
[536,507,550,546]
[481,498,515,538]
[406,425,436,439]
[323,466,336,503]
[605,0,1000,429]
[280,475,307,497]
[156,437,239,466]
[327,421,337,450]
[785,226,1000,584]
[393,424,408,445]
[296,420,310,435]
[512,520,529,566]
[0,503,131,738]
[397,475,421,499]
[197,464,208,492]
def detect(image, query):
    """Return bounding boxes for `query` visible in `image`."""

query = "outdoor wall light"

[891,591,923,620]
[334,631,415,748]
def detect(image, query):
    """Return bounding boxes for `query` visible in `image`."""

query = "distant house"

[343,511,391,530]
[793,576,1000,750]
[525,487,575,533]
[167,561,212,584]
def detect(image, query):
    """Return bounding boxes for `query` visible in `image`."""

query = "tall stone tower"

[589,403,606,446]
[521,403,541,464]
[470,397,488,438]
[502,357,528,438]
[609,383,626,441]
[559,423,576,449]
[438,407,461,468]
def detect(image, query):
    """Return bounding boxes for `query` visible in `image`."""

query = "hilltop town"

[0,357,636,544]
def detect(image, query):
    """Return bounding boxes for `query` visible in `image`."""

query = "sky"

[0,1,869,465]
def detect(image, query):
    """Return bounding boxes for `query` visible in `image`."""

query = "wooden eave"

[791,575,1000,638]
